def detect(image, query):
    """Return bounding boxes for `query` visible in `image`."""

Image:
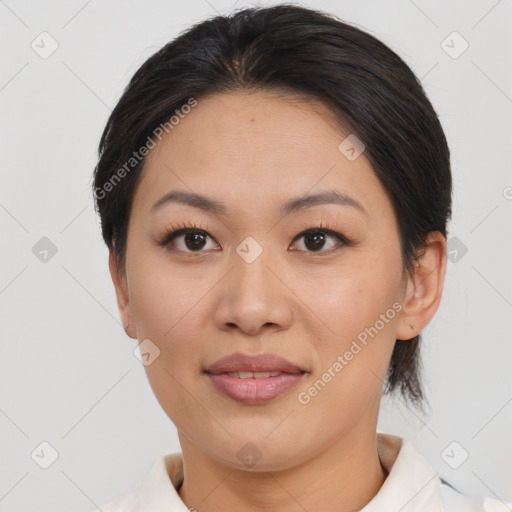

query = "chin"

[204,433,309,473]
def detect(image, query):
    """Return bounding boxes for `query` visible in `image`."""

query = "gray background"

[1,0,511,510]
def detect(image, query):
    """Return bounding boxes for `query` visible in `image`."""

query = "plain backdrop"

[1,0,511,510]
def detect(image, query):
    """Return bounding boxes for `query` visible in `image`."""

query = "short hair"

[92,4,452,412]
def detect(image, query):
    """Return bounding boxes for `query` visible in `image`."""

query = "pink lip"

[206,372,306,404]
[204,352,305,374]
[204,352,307,405]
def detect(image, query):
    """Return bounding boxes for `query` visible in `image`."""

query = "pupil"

[306,232,325,251]
[186,232,206,250]
[182,231,328,252]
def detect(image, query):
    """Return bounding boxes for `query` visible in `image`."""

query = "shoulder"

[91,452,187,512]
[440,481,512,512]
[94,482,142,512]
[377,433,510,512]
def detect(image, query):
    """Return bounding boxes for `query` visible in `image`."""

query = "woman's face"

[111,90,423,470]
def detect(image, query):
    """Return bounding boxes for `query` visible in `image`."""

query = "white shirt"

[96,433,510,511]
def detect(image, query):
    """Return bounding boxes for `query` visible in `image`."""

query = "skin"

[109,90,447,512]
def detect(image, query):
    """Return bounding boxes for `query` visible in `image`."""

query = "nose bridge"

[212,233,293,333]
[232,234,277,298]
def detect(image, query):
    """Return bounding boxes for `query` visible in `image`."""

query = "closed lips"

[204,352,307,375]
[226,371,288,379]
[205,355,308,404]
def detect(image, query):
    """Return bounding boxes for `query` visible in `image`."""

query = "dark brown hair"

[92,4,452,412]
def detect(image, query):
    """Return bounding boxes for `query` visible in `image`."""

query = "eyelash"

[156,220,353,256]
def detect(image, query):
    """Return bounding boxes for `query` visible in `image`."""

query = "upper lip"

[204,352,306,374]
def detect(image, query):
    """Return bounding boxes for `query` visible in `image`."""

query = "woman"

[91,4,508,511]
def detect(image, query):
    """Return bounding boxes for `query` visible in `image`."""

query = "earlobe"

[108,249,137,339]
[395,232,447,341]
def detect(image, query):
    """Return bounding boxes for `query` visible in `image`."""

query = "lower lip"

[206,372,306,405]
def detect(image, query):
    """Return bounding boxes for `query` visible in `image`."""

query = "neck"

[177,427,388,512]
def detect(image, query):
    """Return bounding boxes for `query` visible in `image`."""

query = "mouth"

[205,371,307,405]
[204,351,307,375]
[203,352,308,405]
[222,370,304,379]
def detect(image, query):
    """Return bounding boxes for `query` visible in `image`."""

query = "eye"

[156,222,218,255]
[291,227,350,253]
[156,221,353,255]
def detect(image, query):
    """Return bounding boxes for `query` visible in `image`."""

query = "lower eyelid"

[160,228,350,254]
[163,230,217,250]
[291,231,347,250]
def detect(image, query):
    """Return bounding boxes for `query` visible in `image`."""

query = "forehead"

[132,91,390,223]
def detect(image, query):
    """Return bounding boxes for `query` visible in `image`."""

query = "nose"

[212,243,294,336]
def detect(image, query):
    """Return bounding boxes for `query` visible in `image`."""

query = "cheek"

[127,258,208,420]
[298,265,396,338]
[308,282,390,371]
[293,249,402,374]
[127,248,205,339]
[293,273,399,423]
[130,252,219,346]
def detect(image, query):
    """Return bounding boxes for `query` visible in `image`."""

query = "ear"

[108,249,137,339]
[395,231,447,341]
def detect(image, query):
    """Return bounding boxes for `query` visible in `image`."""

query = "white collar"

[101,433,458,511]
[364,433,444,511]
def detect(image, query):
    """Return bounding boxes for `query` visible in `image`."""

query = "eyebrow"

[150,189,367,216]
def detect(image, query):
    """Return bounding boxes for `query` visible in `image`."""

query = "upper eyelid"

[163,226,343,239]
[160,226,349,250]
